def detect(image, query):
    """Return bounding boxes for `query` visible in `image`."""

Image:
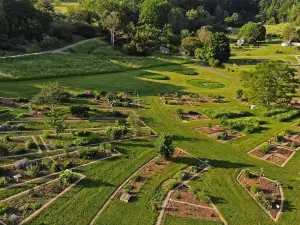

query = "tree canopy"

[241,61,299,108]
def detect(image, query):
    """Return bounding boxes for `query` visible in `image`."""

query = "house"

[159,46,170,55]
[281,41,292,47]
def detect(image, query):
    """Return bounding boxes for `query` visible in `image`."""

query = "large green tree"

[239,22,266,44]
[155,133,175,160]
[139,0,171,28]
[241,61,298,108]
[101,11,121,47]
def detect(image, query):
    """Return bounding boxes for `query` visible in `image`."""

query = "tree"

[33,82,70,109]
[197,26,212,43]
[139,0,171,28]
[282,23,296,41]
[195,32,230,64]
[102,11,120,47]
[155,133,174,160]
[239,22,266,44]
[186,7,213,31]
[36,0,54,12]
[45,110,66,135]
[241,61,298,108]
[181,37,202,56]
[168,7,186,34]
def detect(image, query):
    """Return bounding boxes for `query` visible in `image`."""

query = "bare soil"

[170,185,212,208]
[250,145,293,166]
[196,125,243,142]
[165,200,221,221]
[175,112,209,121]
[0,97,24,108]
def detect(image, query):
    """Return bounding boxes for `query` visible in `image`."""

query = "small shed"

[281,41,292,47]
[159,46,170,55]
[120,193,132,203]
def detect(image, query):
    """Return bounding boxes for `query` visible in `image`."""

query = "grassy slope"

[0,41,299,224]
[0,39,188,81]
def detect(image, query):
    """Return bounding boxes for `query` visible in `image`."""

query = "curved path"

[178,47,240,80]
[0,37,100,59]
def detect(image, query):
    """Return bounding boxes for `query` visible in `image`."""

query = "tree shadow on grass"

[172,156,198,165]
[172,135,200,142]
[202,159,254,169]
[210,196,228,205]
[283,200,297,212]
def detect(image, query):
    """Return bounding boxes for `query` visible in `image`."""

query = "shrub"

[51,22,75,42]
[72,130,92,137]
[25,140,36,149]
[263,108,289,117]
[260,144,271,154]
[174,171,188,181]
[25,164,40,178]
[227,118,261,134]
[250,185,260,193]
[62,159,72,169]
[124,184,134,193]
[132,174,144,182]
[78,147,97,159]
[208,59,220,67]
[244,169,250,178]
[217,131,228,140]
[105,126,128,140]
[176,108,184,115]
[272,110,300,122]
[194,190,210,203]
[41,159,52,169]
[50,162,60,173]
[14,147,27,155]
[205,108,249,119]
[148,188,166,211]
[59,169,75,185]
[236,89,243,99]
[275,134,284,142]
[140,73,169,80]
[0,177,8,187]
[70,105,90,117]
[74,23,96,38]
[0,202,8,214]
[0,143,9,156]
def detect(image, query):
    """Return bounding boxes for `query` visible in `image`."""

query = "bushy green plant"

[62,159,72,169]
[50,162,60,173]
[250,185,260,194]
[41,159,52,170]
[70,105,90,117]
[59,169,75,185]
[244,169,250,178]
[260,143,271,154]
[166,179,181,190]
[25,140,37,149]
[25,164,40,178]
[123,184,134,193]
[14,147,27,155]
[0,177,8,187]
[105,126,128,140]
[147,188,166,211]
[0,143,9,156]
[0,202,8,214]
[78,147,97,159]
[205,108,249,119]
[273,110,300,122]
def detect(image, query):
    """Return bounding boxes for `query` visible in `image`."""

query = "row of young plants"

[0,144,115,188]
[221,117,262,134]
[205,108,250,119]
[0,136,38,157]
[0,169,80,224]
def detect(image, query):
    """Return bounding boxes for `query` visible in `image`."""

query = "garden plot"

[0,145,119,190]
[114,149,189,201]
[248,141,295,167]
[75,91,139,108]
[0,171,84,225]
[159,94,192,106]
[157,162,227,225]
[196,125,244,142]
[237,170,284,222]
[0,97,28,108]
[175,109,209,121]
[271,132,300,151]
[0,136,40,157]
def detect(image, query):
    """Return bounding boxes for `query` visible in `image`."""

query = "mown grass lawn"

[0,45,299,225]
[26,139,157,225]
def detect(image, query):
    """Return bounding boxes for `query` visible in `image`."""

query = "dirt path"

[0,38,100,59]
[178,47,240,80]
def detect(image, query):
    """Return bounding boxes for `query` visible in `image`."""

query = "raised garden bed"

[237,170,283,221]
[0,172,82,225]
[196,125,244,142]
[0,97,28,108]
[175,110,209,121]
[160,95,191,106]
[248,142,295,167]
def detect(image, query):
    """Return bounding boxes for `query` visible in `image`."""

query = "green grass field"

[0,38,299,225]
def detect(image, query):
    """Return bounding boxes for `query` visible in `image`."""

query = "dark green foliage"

[25,140,36,150]
[50,162,60,173]
[242,61,298,108]
[181,37,202,56]
[205,108,250,119]
[227,118,261,134]
[250,185,260,194]
[14,147,27,155]
[236,89,244,99]
[239,22,266,44]
[0,202,8,214]
[78,147,97,159]
[155,133,174,160]
[70,105,90,117]
[140,73,169,80]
